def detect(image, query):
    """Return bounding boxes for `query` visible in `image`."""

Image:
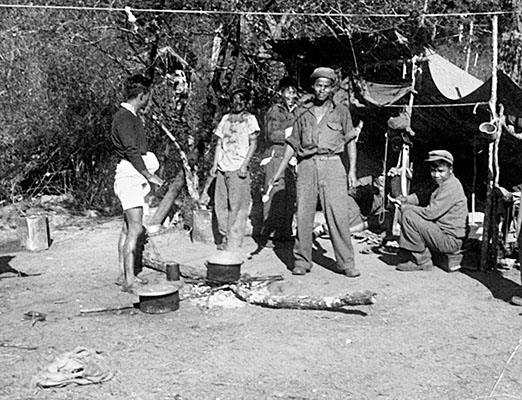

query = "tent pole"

[465,20,474,73]
[391,55,418,236]
[480,15,499,271]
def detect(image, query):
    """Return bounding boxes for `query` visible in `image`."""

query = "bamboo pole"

[465,20,474,73]
[391,56,417,236]
[480,15,498,271]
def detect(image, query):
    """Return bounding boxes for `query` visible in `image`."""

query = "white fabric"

[426,49,483,100]
[114,152,159,210]
[215,112,259,171]
[120,102,137,116]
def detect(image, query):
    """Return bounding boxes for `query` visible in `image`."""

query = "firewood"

[79,305,134,315]
[233,287,376,310]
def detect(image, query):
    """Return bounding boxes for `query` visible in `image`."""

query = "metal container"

[205,252,244,283]
[166,263,180,281]
[135,283,182,314]
[192,209,215,244]
[18,215,50,251]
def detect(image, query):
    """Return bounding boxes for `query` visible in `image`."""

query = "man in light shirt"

[211,88,259,251]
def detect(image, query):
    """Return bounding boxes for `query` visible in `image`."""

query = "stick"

[481,15,499,271]
[151,114,199,202]
[0,343,38,351]
[79,305,134,315]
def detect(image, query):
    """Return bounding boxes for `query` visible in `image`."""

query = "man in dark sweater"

[390,150,468,271]
[111,74,164,291]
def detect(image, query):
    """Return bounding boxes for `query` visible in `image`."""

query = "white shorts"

[114,152,159,211]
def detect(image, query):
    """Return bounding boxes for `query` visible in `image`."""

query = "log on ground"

[235,288,377,310]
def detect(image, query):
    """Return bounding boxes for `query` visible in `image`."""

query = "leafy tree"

[0,0,518,214]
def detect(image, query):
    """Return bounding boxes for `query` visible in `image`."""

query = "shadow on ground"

[461,268,522,303]
[0,255,23,277]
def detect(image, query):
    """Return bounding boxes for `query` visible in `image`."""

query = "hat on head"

[310,67,337,82]
[425,150,454,165]
[230,87,250,100]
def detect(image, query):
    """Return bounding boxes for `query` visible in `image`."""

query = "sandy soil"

[2,210,522,400]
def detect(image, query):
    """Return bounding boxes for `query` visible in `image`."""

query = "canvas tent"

[269,33,522,203]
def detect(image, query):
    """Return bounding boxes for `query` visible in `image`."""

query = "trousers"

[214,170,251,250]
[399,207,463,263]
[294,155,355,271]
[262,155,296,240]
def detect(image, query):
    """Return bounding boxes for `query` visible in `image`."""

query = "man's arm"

[347,139,357,188]
[238,132,258,178]
[517,192,522,239]
[210,137,223,177]
[265,106,287,144]
[114,115,147,173]
[404,185,457,220]
[270,144,295,186]
[115,114,162,185]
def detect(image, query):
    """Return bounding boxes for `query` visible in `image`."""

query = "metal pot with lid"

[205,252,244,283]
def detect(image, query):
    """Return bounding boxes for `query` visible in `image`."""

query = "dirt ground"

[2,207,522,400]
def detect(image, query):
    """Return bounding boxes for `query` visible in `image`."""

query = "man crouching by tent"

[390,150,468,271]
[111,75,164,292]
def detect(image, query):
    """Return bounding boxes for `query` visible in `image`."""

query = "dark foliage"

[0,0,518,214]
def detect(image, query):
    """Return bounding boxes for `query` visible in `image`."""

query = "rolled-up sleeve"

[340,105,357,143]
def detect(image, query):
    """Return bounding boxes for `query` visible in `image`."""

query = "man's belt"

[315,153,341,160]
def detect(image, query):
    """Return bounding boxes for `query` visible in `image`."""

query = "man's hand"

[238,164,248,179]
[348,170,357,188]
[388,194,407,209]
[148,174,164,187]
[210,165,218,177]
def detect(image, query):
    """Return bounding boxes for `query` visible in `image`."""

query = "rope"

[0,3,518,18]
[385,102,489,108]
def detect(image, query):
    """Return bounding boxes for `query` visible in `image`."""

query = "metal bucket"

[192,209,215,244]
[206,252,244,283]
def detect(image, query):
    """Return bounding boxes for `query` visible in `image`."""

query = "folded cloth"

[114,152,159,210]
[115,151,159,180]
[33,347,115,388]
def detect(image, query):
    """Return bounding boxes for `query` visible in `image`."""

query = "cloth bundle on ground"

[33,347,115,388]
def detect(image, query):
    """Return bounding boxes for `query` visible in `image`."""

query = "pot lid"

[135,282,182,296]
[206,251,245,265]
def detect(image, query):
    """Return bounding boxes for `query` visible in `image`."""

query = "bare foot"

[121,283,135,294]
[134,275,149,285]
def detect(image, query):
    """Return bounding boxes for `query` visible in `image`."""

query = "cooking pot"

[135,282,182,314]
[206,252,244,283]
